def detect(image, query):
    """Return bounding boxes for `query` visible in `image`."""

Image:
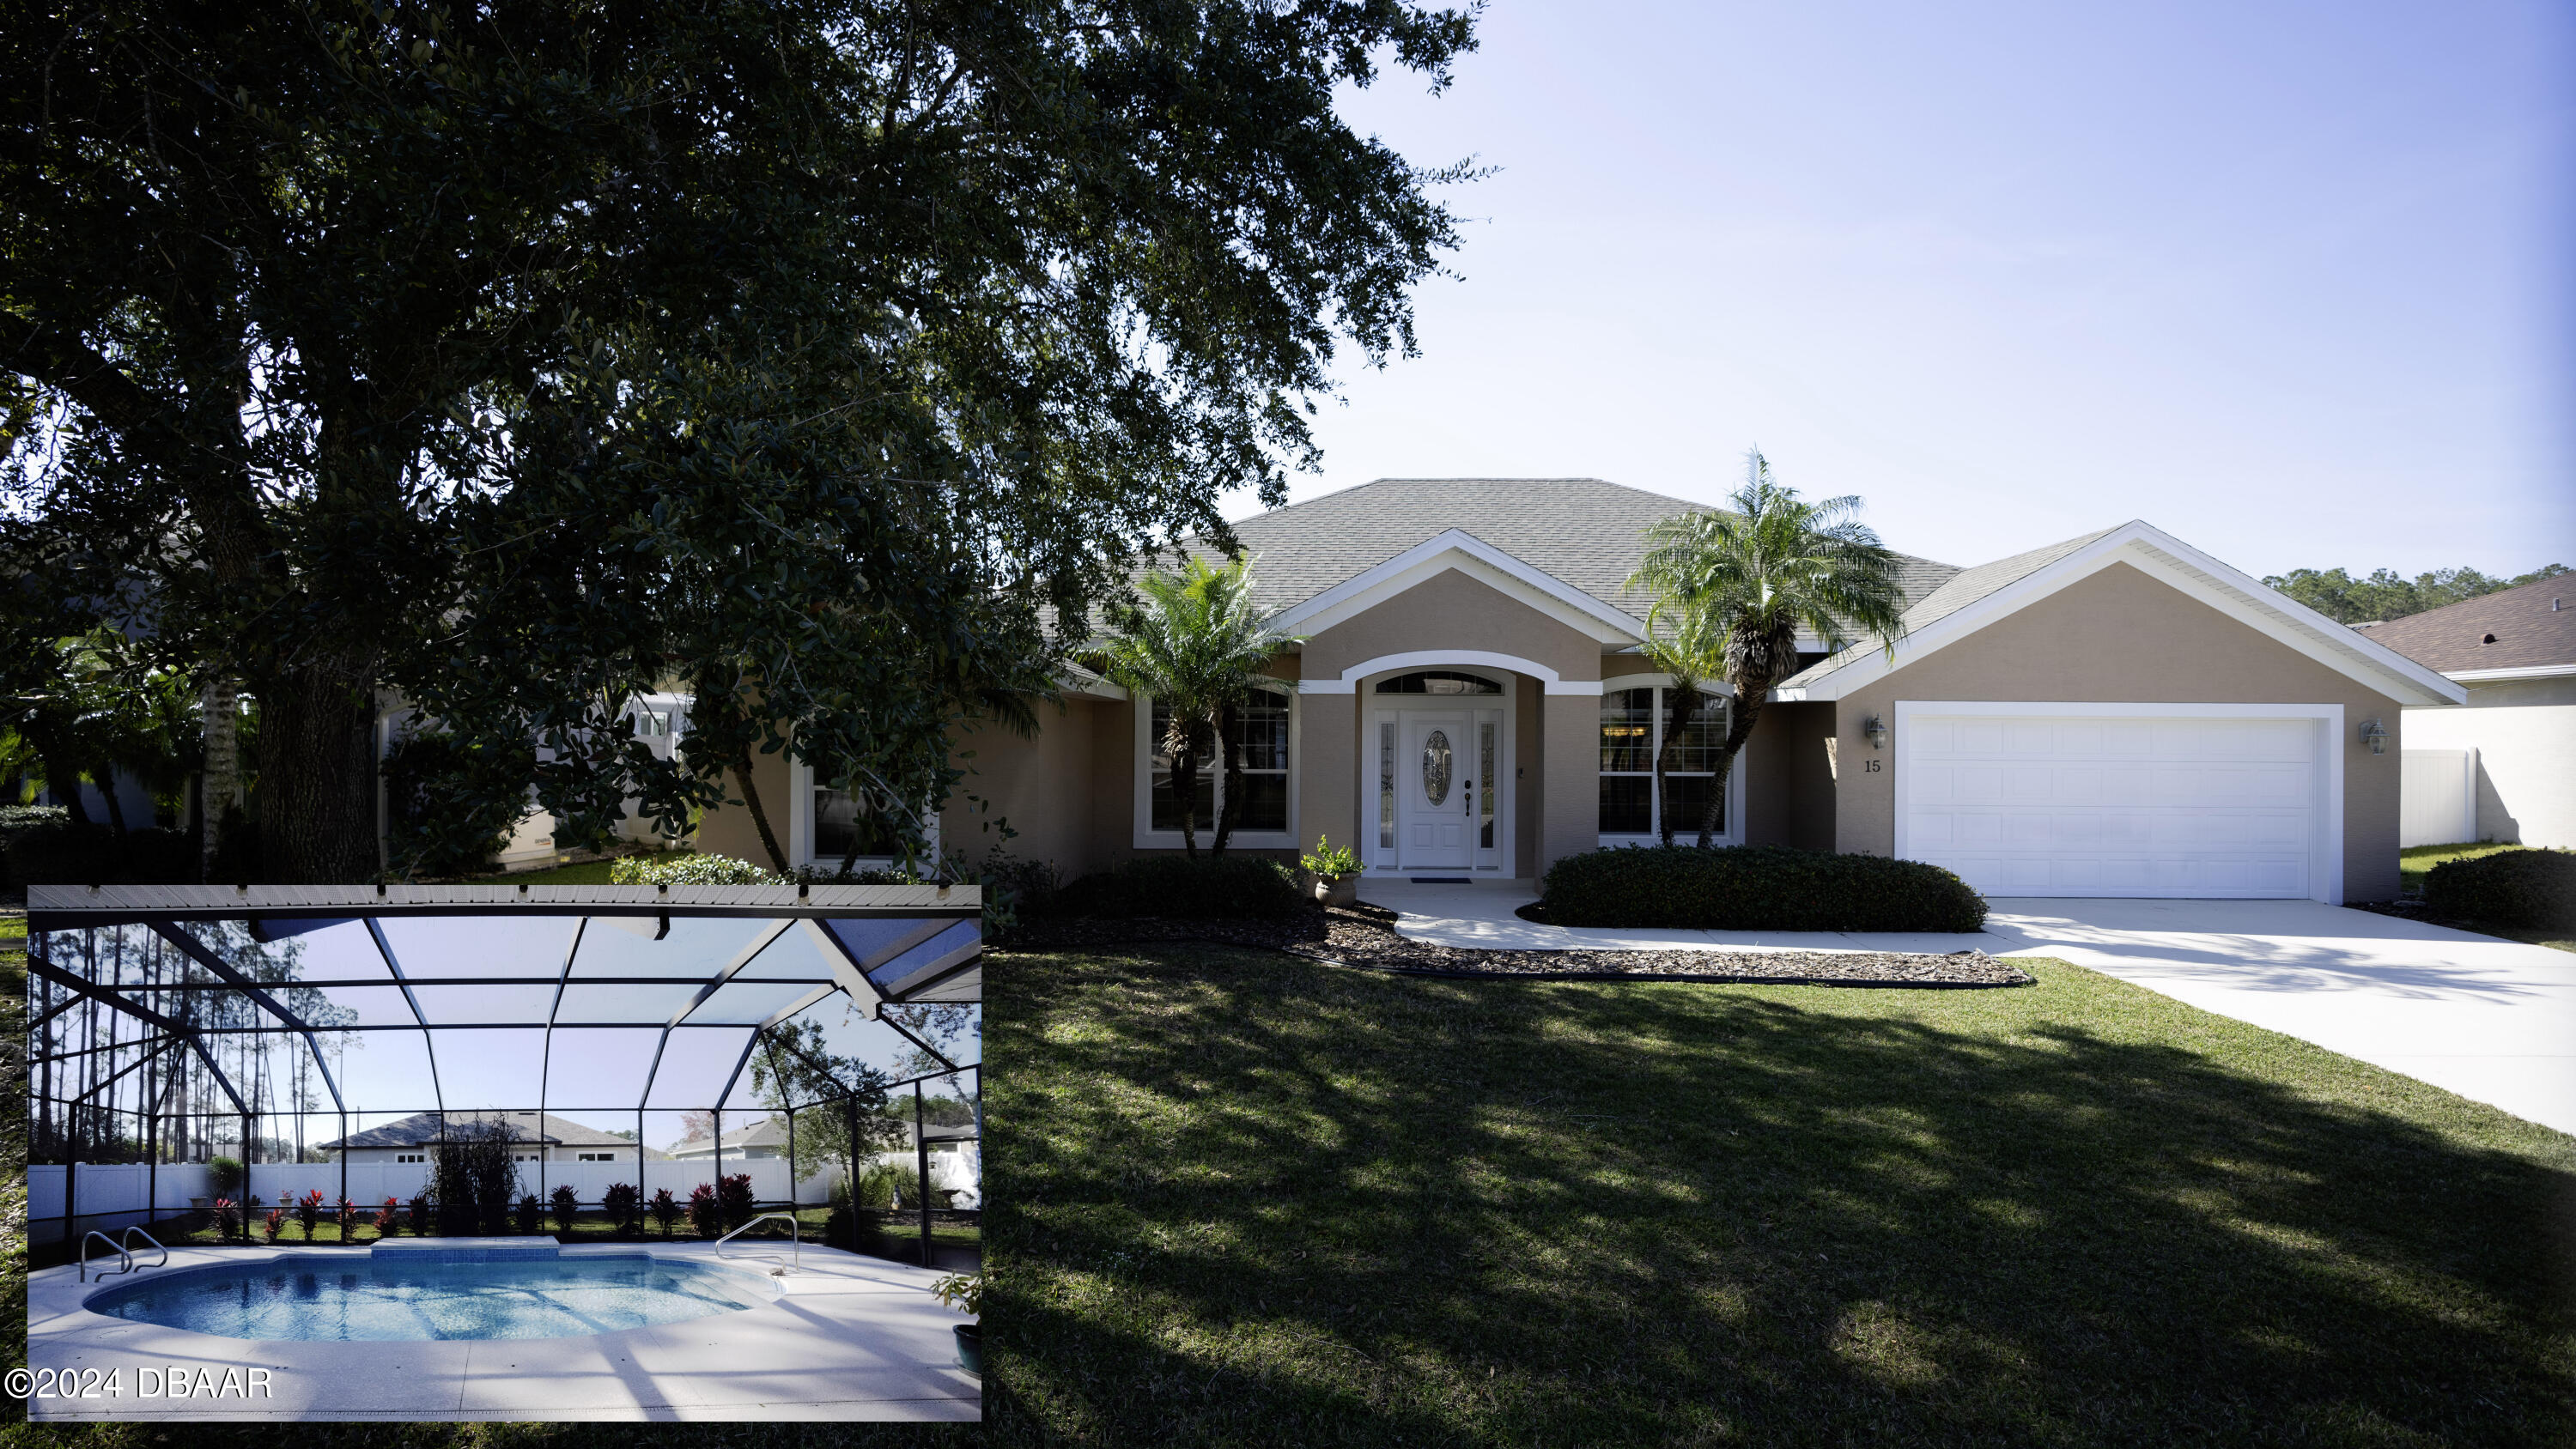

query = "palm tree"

[1097,555,1302,857]
[1627,451,1909,848]
[1635,606,1728,847]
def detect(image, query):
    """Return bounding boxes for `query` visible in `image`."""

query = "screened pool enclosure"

[24,884,982,1266]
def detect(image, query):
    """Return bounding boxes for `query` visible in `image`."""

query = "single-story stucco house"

[696,478,2465,904]
[667,1114,978,1167]
[2356,576,2575,848]
[317,1110,668,1166]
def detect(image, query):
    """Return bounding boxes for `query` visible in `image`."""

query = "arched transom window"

[1374,670,1502,695]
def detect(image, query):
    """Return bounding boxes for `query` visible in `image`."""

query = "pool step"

[370,1237,560,1262]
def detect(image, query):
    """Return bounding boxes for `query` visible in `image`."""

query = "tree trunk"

[1170,724,1202,858]
[732,756,790,874]
[256,658,384,882]
[1212,701,1241,856]
[1700,680,1767,849]
[1656,682,1696,848]
[201,677,240,882]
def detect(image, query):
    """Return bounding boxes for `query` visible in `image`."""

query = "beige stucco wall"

[939,698,1103,876]
[1829,561,2408,900]
[1300,567,1606,687]
[691,744,795,868]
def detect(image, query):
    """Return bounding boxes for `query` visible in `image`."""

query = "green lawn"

[2400,841,2526,895]
[987,943,2576,1446]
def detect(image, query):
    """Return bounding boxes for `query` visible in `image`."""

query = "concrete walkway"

[1359,882,2576,1137]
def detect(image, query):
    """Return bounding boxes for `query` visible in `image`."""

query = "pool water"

[88,1254,770,1342]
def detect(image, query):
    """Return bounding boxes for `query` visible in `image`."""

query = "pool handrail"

[714,1211,800,1269]
[78,1230,133,1282]
[119,1225,169,1271]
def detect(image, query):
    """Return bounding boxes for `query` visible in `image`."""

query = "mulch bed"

[999,902,2033,989]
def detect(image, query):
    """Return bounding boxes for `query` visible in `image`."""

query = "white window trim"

[1595,675,1747,849]
[1132,682,1301,850]
[787,757,935,871]
[1358,668,1517,877]
[1889,700,2346,906]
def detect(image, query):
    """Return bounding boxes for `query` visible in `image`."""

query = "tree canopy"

[2,0,1479,880]
[2261,563,2570,626]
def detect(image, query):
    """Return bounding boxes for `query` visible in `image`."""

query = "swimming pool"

[87,1252,774,1342]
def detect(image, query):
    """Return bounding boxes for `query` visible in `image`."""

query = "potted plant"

[648,1187,681,1240]
[550,1183,580,1236]
[933,1272,983,1375]
[1301,836,1364,906]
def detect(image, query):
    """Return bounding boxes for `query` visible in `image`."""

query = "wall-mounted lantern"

[1863,714,1888,750]
[2359,718,2387,755]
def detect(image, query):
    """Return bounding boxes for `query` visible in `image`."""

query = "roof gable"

[1777,521,2467,706]
[317,1109,636,1150]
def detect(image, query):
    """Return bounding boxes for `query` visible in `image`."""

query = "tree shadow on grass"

[984,946,2576,1448]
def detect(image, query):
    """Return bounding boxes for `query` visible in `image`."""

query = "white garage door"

[1899,708,2325,899]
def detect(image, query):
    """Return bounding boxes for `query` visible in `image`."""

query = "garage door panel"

[1903,708,2323,900]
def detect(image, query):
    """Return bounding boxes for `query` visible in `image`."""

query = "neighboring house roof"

[668,1117,791,1155]
[316,1110,653,1152]
[1777,521,2467,707]
[2350,577,2576,680]
[1178,477,1962,630]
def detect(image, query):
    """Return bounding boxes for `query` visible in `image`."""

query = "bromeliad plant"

[550,1183,580,1234]
[648,1187,681,1240]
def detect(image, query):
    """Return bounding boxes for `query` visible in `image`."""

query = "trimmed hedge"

[1051,853,1308,919]
[2423,848,2575,932]
[1540,845,1987,932]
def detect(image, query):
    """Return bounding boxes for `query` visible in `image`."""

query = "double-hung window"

[1599,686,1727,840]
[1144,686,1292,840]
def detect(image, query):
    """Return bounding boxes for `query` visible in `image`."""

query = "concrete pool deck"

[27,1240,978,1422]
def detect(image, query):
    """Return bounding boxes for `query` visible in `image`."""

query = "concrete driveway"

[1366,883,2576,1137]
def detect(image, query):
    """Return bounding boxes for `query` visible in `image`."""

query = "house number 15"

[1863,759,1882,773]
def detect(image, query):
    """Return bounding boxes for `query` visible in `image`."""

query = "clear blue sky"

[1240,1,2574,579]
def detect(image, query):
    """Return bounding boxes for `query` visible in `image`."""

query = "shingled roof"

[2352,576,2576,676]
[1175,478,1961,629]
[317,1110,642,1151]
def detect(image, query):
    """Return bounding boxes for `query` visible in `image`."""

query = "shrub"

[515,1195,545,1235]
[295,1188,324,1240]
[610,852,779,887]
[262,1208,282,1246]
[1051,853,1307,919]
[1539,846,1988,932]
[648,1187,682,1239]
[2425,848,2576,931]
[431,1123,523,1235]
[715,1172,756,1232]
[847,1161,902,1209]
[686,1182,720,1238]
[337,1197,357,1242]
[206,1155,246,1198]
[407,1194,433,1237]
[550,1183,580,1233]
[602,1180,638,1233]
[375,1197,400,1239]
[0,803,67,833]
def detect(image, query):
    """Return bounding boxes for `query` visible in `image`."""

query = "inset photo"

[21,882,981,1423]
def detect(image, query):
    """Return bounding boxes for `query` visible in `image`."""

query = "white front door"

[1401,712,1474,870]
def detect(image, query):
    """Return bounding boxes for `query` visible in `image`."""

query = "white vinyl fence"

[28,1155,848,1246]
[2401,748,2480,847]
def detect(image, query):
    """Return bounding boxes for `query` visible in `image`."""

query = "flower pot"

[953,1323,981,1376]
[1312,874,1358,907]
